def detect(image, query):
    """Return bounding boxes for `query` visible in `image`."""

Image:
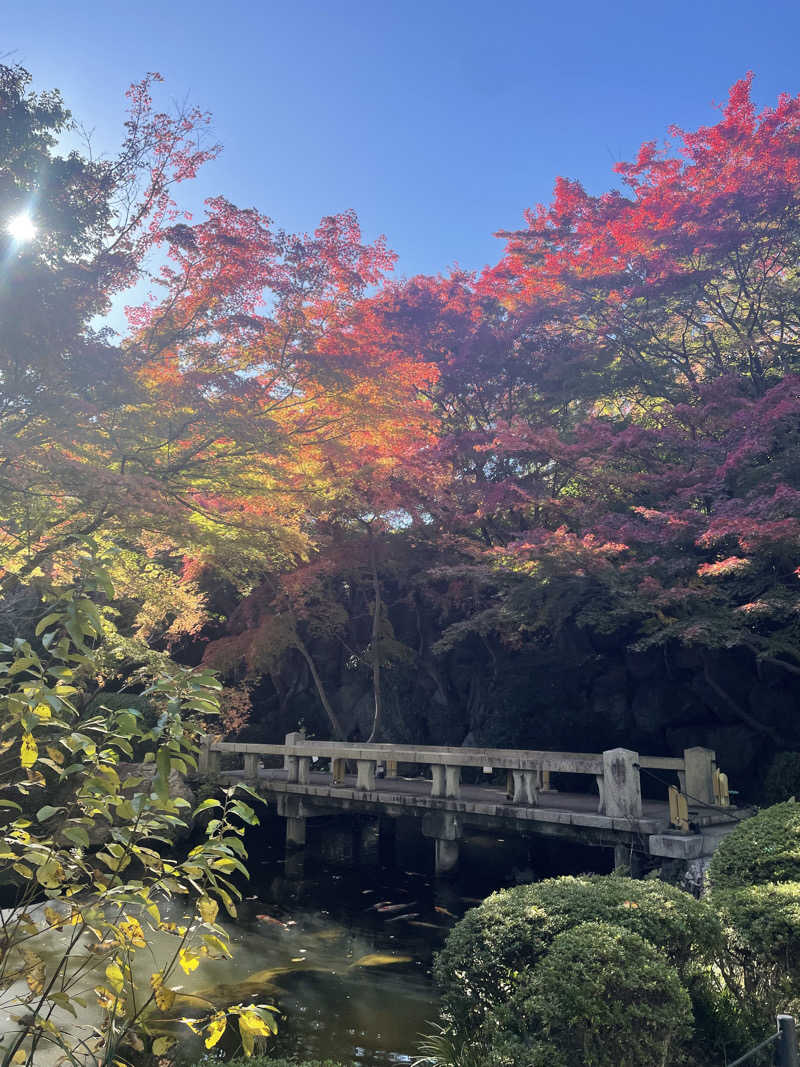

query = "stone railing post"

[431,765,445,797]
[356,759,376,791]
[601,748,642,819]
[283,730,304,772]
[683,747,717,807]
[198,736,220,775]
[243,753,259,783]
[198,735,212,774]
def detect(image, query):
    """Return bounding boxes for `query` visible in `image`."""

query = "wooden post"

[385,759,398,778]
[331,757,346,785]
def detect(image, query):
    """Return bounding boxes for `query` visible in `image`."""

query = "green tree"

[0,561,277,1064]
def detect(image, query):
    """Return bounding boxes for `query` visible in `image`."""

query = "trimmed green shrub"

[433,874,721,1034]
[762,753,800,806]
[714,882,800,1018]
[487,922,694,1067]
[709,800,800,889]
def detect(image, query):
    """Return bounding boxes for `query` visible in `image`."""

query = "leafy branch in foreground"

[0,566,276,1064]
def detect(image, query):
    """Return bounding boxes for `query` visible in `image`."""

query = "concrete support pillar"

[356,759,376,791]
[297,756,311,784]
[286,755,299,783]
[385,760,398,778]
[243,754,259,783]
[286,815,306,849]
[378,816,396,868]
[601,748,642,819]
[422,812,463,879]
[354,818,380,865]
[683,747,717,807]
[198,737,221,775]
[331,758,346,785]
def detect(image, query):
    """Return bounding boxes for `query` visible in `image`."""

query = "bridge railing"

[199,736,726,822]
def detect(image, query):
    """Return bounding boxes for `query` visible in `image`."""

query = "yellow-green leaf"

[105,962,124,993]
[204,1012,227,1049]
[197,896,219,924]
[20,733,37,769]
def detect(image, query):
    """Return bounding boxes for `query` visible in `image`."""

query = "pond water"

[182,810,612,1066]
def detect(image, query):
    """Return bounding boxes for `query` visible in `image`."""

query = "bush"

[763,753,800,805]
[709,800,800,889]
[714,882,800,1018]
[488,922,694,1067]
[433,874,721,1035]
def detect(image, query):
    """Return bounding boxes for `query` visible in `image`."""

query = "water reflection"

[182,811,610,1065]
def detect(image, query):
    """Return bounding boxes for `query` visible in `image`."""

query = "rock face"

[228,616,798,802]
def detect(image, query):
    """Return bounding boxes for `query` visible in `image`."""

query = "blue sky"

[6,0,800,286]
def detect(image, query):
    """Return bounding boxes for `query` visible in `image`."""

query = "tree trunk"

[294,633,345,740]
[367,531,383,743]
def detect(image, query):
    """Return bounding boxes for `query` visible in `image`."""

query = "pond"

[182,809,612,1066]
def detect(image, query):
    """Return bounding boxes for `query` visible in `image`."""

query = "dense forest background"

[2,68,799,798]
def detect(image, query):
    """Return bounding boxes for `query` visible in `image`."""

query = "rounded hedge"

[763,753,800,806]
[434,874,721,1034]
[488,921,694,1067]
[709,800,800,890]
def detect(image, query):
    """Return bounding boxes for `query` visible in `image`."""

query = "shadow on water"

[189,809,612,1066]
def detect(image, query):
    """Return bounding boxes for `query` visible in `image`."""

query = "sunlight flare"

[6,212,37,243]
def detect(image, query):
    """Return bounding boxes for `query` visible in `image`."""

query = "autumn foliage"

[2,68,799,749]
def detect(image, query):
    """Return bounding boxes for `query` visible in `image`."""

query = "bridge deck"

[226,766,676,838]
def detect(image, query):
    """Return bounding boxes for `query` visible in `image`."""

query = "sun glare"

[6,213,37,243]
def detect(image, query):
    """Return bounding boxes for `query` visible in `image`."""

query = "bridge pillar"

[601,748,642,819]
[422,812,463,878]
[683,747,717,807]
[378,816,397,867]
[286,816,306,849]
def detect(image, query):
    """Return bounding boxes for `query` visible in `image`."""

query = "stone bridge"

[199,735,744,876]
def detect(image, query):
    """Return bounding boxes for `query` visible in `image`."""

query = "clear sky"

[5,0,800,284]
